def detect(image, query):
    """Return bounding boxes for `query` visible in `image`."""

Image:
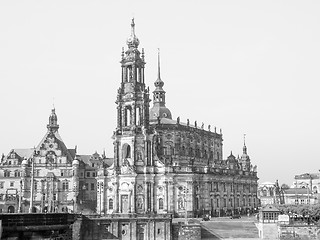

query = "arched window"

[109,198,113,210]
[125,108,131,126]
[216,152,219,160]
[8,205,15,213]
[136,107,141,125]
[181,146,185,156]
[159,198,164,210]
[125,145,131,158]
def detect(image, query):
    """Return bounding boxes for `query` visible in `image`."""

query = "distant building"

[293,173,319,194]
[282,188,315,205]
[0,109,110,214]
[258,181,283,206]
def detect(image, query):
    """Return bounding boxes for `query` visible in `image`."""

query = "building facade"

[258,181,283,206]
[96,20,259,231]
[0,109,109,214]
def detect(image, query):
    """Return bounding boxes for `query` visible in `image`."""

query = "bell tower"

[113,19,151,170]
[116,18,150,131]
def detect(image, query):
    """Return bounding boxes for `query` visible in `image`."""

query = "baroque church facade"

[94,19,258,238]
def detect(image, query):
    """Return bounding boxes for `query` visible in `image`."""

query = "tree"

[281,184,290,190]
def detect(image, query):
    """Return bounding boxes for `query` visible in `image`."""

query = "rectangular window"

[62,182,69,191]
[216,199,219,208]
[53,193,57,201]
[93,172,96,177]
[0,182,4,189]
[91,183,94,191]
[223,198,227,207]
[10,181,14,187]
[34,181,37,190]
[87,172,90,178]
[85,183,89,191]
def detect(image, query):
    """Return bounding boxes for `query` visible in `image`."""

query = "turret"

[47,109,59,132]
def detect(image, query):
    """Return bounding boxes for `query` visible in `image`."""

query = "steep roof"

[36,130,74,163]
[12,148,34,159]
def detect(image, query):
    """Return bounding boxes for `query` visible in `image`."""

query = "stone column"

[131,182,135,213]
[115,182,119,213]
[165,181,169,212]
[150,181,154,212]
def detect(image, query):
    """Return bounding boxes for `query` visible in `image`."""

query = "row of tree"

[275,204,320,219]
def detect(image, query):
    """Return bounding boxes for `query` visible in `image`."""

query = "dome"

[126,19,140,48]
[154,78,164,89]
[49,109,57,122]
[149,106,172,120]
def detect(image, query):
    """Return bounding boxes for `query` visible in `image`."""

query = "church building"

[95,19,258,239]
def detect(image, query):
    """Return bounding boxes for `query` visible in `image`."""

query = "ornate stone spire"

[150,49,172,120]
[243,134,247,155]
[126,18,140,49]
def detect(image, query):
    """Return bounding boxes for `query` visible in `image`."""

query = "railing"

[0,213,75,228]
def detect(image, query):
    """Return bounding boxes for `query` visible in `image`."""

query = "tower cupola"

[150,49,172,120]
[126,18,140,49]
[47,108,59,132]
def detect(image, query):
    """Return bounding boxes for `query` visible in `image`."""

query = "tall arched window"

[136,107,141,125]
[159,198,164,210]
[181,146,185,156]
[109,198,114,210]
[125,145,131,158]
[125,108,131,126]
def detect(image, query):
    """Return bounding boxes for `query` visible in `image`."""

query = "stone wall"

[279,225,320,239]
[172,222,201,240]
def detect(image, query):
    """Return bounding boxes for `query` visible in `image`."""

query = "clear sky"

[0,1,319,186]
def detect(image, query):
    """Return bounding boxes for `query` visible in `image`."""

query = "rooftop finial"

[158,48,161,80]
[131,18,135,36]
[243,134,247,155]
[126,18,139,48]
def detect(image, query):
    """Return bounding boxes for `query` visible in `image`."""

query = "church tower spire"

[149,49,172,120]
[243,133,247,155]
[113,19,151,171]
[116,18,149,130]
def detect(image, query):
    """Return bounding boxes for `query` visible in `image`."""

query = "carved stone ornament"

[121,158,136,174]
[137,184,143,193]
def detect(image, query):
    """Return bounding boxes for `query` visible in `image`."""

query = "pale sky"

[0,1,319,186]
